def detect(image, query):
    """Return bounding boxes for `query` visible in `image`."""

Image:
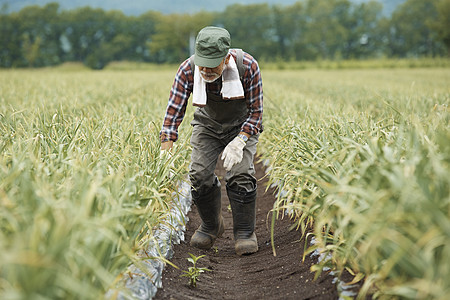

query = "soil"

[154,158,353,300]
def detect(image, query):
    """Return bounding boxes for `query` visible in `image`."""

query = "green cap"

[194,26,231,68]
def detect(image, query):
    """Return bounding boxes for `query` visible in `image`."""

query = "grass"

[260,57,450,70]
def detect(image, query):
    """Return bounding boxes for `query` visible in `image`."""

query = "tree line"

[0,0,448,69]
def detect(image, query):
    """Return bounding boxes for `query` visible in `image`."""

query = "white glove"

[221,135,246,171]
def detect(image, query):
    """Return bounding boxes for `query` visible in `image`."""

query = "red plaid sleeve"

[160,59,193,142]
[240,51,263,136]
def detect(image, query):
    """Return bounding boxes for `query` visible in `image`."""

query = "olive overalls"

[189,84,259,254]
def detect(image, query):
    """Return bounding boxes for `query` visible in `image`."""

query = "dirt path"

[154,159,343,300]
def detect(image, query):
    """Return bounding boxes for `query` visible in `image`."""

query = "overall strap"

[189,49,245,79]
[189,54,195,73]
[234,49,245,79]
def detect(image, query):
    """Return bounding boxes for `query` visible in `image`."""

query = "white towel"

[193,65,207,107]
[192,55,244,107]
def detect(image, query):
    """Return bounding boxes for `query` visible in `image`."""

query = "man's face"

[199,55,229,83]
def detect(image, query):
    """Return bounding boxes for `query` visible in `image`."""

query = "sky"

[0,0,403,15]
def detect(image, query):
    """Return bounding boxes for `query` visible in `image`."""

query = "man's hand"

[161,140,173,150]
[221,135,246,171]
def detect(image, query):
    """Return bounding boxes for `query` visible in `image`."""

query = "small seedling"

[212,246,219,254]
[180,253,211,287]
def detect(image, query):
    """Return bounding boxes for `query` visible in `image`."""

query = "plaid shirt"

[160,49,263,142]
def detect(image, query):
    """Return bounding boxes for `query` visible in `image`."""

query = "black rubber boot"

[190,177,224,250]
[227,185,258,255]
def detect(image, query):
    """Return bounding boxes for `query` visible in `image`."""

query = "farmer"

[159,26,263,255]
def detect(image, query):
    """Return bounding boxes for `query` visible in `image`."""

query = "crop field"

[260,68,449,299]
[0,67,193,299]
[1,64,449,299]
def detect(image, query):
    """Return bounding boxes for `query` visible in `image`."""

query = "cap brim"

[194,55,224,68]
